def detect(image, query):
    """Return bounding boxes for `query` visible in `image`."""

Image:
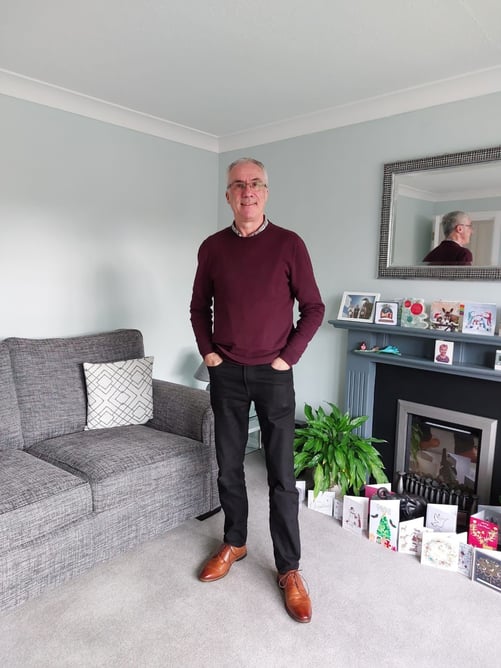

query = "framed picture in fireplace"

[338,292,380,322]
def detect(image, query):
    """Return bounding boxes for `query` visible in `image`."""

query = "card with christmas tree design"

[368,498,400,551]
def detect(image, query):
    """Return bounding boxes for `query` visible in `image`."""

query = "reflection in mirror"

[378,146,501,280]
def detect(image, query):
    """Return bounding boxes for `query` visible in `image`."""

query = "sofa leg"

[196,506,221,521]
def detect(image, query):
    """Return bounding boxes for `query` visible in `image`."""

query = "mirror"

[378,145,501,280]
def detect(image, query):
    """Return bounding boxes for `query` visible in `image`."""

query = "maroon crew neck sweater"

[422,239,472,265]
[190,222,325,366]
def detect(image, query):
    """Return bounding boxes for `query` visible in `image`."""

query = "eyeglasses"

[226,179,268,192]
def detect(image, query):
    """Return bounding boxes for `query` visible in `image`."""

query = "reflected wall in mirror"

[378,145,501,280]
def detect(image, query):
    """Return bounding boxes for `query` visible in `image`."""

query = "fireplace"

[395,400,497,504]
[330,319,501,504]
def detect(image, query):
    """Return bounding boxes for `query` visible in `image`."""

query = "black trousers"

[208,360,300,573]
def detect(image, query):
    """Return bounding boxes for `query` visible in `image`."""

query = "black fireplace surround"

[330,320,501,504]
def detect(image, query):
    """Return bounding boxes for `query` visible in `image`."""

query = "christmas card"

[307,490,334,516]
[429,301,461,332]
[421,531,467,571]
[398,517,432,555]
[473,548,501,593]
[468,510,499,550]
[458,542,474,578]
[369,498,400,551]
[342,495,369,536]
[478,505,501,547]
[425,503,458,533]
[364,482,391,499]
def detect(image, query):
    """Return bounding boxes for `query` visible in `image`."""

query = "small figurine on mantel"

[355,342,401,355]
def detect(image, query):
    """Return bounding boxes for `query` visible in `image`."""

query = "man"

[422,211,473,265]
[190,157,324,623]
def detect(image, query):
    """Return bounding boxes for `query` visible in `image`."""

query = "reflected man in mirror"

[422,211,473,265]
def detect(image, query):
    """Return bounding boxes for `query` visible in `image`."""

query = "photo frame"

[374,301,399,326]
[434,340,454,365]
[461,302,497,336]
[338,292,380,323]
[495,350,501,371]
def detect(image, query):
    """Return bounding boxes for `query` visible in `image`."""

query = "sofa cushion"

[5,329,145,448]
[0,342,24,450]
[27,425,210,513]
[0,450,92,554]
[84,357,154,430]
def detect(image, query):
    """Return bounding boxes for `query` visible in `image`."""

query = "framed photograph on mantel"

[460,302,497,336]
[338,292,380,323]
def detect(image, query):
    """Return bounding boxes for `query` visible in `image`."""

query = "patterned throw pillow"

[83,357,154,430]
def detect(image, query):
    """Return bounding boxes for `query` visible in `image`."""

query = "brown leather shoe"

[277,570,312,623]
[198,543,247,582]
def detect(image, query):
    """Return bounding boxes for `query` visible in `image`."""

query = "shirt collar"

[231,217,269,237]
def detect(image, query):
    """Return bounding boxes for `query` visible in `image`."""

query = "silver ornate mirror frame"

[378,145,501,280]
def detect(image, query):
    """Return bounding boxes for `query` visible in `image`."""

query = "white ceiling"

[2,0,501,152]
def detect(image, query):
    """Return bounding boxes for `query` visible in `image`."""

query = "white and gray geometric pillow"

[83,357,154,430]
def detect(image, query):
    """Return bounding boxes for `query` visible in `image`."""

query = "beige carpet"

[1,450,500,668]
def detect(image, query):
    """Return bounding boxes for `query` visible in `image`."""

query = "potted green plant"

[294,402,388,499]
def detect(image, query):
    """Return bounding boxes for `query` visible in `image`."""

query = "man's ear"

[226,191,230,204]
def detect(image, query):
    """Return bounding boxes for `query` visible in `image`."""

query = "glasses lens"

[227,180,267,191]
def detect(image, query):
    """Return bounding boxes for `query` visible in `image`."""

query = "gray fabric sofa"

[0,329,218,612]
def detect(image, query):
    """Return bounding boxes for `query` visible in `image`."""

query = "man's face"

[226,162,268,227]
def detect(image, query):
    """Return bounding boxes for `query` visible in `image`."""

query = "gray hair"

[226,158,269,186]
[442,211,468,237]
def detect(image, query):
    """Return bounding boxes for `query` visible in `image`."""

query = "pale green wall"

[3,90,501,414]
[220,91,501,415]
[0,94,218,384]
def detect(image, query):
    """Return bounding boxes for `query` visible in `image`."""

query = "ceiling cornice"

[0,69,219,153]
[2,65,501,154]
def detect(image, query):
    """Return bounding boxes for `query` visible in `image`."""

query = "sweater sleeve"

[279,236,325,366]
[189,241,215,358]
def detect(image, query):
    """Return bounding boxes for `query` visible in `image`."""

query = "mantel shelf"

[329,319,501,347]
[351,350,501,382]
[329,318,501,397]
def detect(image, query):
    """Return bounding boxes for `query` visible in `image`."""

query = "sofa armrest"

[148,379,214,446]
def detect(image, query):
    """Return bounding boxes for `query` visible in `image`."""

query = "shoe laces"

[278,569,309,594]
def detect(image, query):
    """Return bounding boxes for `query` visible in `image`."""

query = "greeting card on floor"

[421,531,467,571]
[425,503,458,533]
[398,517,432,555]
[478,505,501,547]
[468,511,499,550]
[307,490,334,516]
[473,548,501,593]
[369,498,400,551]
[458,542,474,578]
[342,496,369,536]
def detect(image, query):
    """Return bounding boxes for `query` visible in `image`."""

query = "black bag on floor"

[375,487,427,522]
